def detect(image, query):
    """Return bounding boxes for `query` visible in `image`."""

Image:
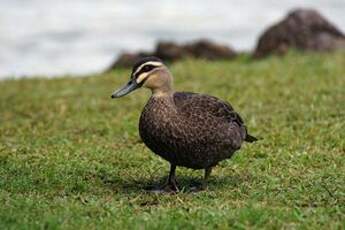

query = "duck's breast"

[139,96,181,162]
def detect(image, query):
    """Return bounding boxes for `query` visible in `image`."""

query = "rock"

[254,8,345,58]
[107,51,152,70]
[108,39,236,69]
[185,39,236,60]
[154,39,236,61]
[154,41,189,61]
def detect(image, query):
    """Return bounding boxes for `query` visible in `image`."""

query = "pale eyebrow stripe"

[133,61,162,77]
[136,72,149,84]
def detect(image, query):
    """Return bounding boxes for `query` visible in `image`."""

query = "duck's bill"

[111,80,140,98]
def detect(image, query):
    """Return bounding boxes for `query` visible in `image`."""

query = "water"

[1,0,344,78]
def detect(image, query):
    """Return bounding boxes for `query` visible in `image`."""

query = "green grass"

[0,52,344,229]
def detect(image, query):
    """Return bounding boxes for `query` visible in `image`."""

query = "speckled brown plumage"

[111,56,257,192]
[139,92,248,170]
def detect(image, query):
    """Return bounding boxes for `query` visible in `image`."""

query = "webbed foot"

[147,180,179,194]
[189,181,207,192]
[189,167,212,192]
[146,164,179,194]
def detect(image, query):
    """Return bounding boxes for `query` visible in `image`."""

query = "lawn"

[0,52,344,229]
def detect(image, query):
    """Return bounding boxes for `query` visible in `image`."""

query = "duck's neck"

[149,88,177,117]
[150,85,176,112]
[150,69,174,97]
[151,78,174,98]
[152,87,174,98]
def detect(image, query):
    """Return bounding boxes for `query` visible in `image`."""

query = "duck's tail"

[245,134,258,143]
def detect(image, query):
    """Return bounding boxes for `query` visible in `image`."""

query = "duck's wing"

[173,92,242,125]
[173,92,257,142]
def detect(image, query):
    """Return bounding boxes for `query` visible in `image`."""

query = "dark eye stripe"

[133,65,157,79]
[143,65,155,71]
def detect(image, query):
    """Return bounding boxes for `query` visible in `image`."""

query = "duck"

[111,56,257,192]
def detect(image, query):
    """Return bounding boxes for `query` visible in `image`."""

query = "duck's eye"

[143,65,154,72]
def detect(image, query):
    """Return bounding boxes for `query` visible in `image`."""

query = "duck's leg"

[148,164,179,193]
[190,167,212,192]
[162,164,179,192]
[202,167,212,189]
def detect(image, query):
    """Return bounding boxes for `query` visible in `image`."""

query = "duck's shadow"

[99,172,249,194]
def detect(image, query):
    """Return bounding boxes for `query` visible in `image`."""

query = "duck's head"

[111,57,173,98]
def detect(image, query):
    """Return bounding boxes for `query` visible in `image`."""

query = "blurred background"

[0,0,344,78]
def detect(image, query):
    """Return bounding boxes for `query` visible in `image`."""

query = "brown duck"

[111,57,257,192]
